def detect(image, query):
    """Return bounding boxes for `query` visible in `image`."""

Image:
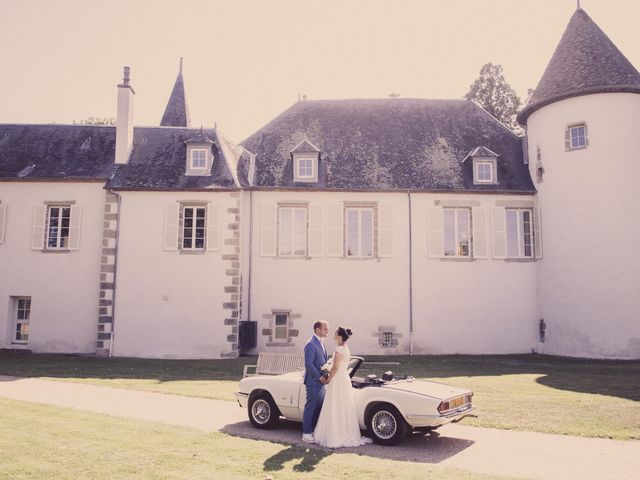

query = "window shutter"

[326,203,343,257]
[206,204,220,251]
[584,123,589,146]
[0,204,6,244]
[31,205,46,250]
[471,207,488,259]
[428,206,443,258]
[533,206,543,259]
[260,204,277,257]
[564,127,571,150]
[67,205,82,251]
[491,207,507,259]
[308,203,324,257]
[378,203,394,258]
[163,204,180,251]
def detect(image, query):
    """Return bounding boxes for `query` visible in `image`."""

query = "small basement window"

[381,331,393,348]
[274,312,290,341]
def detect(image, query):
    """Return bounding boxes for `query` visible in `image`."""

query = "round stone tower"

[517,8,640,358]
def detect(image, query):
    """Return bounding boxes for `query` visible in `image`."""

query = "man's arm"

[304,342,322,381]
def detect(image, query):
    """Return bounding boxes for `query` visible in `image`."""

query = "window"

[163,203,219,252]
[566,123,588,151]
[506,208,533,258]
[190,149,208,169]
[278,206,307,257]
[569,125,586,149]
[381,331,393,348]
[476,162,494,183]
[46,205,71,249]
[472,158,497,184]
[13,297,31,344]
[296,157,314,179]
[443,208,470,257]
[345,207,374,257]
[274,312,289,341]
[182,206,206,250]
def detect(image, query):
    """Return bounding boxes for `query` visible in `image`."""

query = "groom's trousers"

[302,383,326,434]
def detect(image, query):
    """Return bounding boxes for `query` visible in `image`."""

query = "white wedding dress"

[313,344,372,448]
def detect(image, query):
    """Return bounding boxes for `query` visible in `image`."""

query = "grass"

[0,397,518,480]
[1,351,639,440]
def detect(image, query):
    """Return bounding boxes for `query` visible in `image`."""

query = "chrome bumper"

[406,405,477,427]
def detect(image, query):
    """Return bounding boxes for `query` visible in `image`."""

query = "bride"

[313,326,372,448]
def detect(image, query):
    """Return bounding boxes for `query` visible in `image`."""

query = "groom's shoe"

[302,433,315,444]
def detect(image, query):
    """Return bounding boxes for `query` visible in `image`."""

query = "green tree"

[465,63,521,132]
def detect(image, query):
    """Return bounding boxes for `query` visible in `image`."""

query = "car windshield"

[347,356,363,378]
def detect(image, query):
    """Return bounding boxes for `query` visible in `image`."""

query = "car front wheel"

[366,404,408,446]
[248,393,279,429]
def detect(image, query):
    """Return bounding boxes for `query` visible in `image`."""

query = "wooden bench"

[242,352,305,377]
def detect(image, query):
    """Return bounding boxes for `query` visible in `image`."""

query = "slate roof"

[241,99,534,192]
[518,8,640,124]
[0,123,240,190]
[160,61,191,127]
[107,127,239,190]
[0,124,116,179]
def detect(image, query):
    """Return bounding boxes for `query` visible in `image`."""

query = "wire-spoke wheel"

[248,393,279,429]
[367,404,407,446]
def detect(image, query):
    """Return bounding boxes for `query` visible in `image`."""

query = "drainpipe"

[407,192,414,356]
[247,189,254,322]
[108,189,122,357]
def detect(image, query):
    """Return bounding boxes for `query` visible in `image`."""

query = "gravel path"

[1,375,638,480]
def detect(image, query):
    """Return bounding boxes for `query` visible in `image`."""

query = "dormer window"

[291,136,320,183]
[190,148,208,170]
[184,128,214,176]
[463,146,499,185]
[566,123,588,150]
[476,161,494,183]
[295,156,315,180]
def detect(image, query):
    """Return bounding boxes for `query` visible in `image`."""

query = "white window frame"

[506,208,534,258]
[473,157,497,184]
[345,206,374,258]
[13,297,31,344]
[476,162,494,183]
[278,206,308,257]
[292,154,318,182]
[273,312,290,342]
[297,157,314,179]
[443,208,471,257]
[181,205,207,251]
[190,148,208,170]
[381,331,393,348]
[569,124,587,150]
[46,205,72,250]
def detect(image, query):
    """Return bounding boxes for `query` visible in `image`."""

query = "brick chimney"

[115,66,135,165]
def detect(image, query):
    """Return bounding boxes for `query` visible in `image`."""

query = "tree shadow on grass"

[263,444,332,473]
[221,420,474,465]
[1,351,638,401]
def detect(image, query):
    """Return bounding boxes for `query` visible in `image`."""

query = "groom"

[302,320,329,443]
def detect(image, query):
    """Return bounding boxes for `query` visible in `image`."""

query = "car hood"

[382,379,471,399]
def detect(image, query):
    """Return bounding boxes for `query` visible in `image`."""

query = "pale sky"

[1,0,639,142]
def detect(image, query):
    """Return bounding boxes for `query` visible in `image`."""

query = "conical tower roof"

[160,58,191,127]
[518,8,640,124]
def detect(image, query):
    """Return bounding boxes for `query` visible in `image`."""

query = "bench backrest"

[256,352,305,375]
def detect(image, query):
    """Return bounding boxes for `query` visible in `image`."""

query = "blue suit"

[303,335,328,434]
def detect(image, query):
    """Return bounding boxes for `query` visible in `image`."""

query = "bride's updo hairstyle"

[336,326,353,342]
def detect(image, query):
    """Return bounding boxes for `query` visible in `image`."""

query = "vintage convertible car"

[235,356,476,445]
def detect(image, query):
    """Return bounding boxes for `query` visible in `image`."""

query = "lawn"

[1,351,639,440]
[0,397,517,480]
